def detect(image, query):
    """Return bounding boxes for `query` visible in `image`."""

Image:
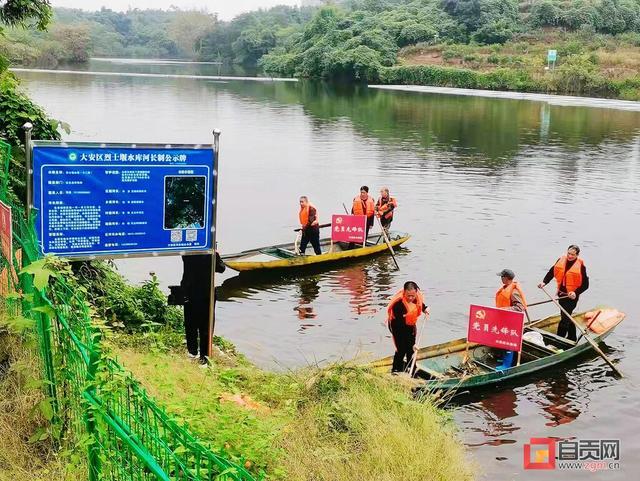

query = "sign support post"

[207,129,221,359]
[23,122,33,220]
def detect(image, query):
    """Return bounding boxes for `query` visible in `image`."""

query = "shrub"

[550,54,611,94]
[0,71,61,148]
[529,0,562,28]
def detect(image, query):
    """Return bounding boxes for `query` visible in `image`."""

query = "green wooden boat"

[371,309,625,391]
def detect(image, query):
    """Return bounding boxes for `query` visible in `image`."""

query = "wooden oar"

[294,223,331,232]
[527,297,568,307]
[539,285,623,377]
[407,310,429,376]
[376,215,400,270]
[293,231,302,255]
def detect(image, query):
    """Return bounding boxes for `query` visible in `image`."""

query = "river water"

[16,59,639,480]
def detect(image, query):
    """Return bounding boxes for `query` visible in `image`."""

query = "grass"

[111,332,475,481]
[0,328,85,481]
[0,305,475,481]
[396,29,640,99]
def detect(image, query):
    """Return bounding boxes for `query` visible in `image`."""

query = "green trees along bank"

[0,7,216,67]
[4,1,640,97]
[256,0,640,98]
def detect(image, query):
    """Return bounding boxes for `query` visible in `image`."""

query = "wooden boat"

[371,309,625,391]
[222,231,410,272]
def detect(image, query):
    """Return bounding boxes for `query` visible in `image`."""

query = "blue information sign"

[32,143,216,257]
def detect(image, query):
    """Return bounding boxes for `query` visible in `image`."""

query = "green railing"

[0,140,256,481]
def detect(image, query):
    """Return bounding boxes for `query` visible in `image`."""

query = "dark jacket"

[542,258,589,297]
[181,252,225,301]
[388,298,428,333]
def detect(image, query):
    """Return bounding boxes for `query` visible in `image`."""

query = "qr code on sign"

[171,230,183,242]
[186,229,197,241]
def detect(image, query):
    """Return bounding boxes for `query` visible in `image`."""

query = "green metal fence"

[0,140,256,481]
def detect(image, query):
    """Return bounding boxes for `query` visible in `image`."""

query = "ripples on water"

[16,61,640,479]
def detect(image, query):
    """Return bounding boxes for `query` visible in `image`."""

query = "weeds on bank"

[115,334,475,481]
[0,328,85,481]
[397,31,640,99]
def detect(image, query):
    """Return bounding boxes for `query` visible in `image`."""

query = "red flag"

[468,304,525,351]
[331,214,367,244]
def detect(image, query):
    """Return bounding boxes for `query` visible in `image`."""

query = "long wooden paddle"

[539,285,623,377]
[526,297,567,307]
[294,223,331,232]
[407,310,429,376]
[293,231,302,255]
[376,215,400,270]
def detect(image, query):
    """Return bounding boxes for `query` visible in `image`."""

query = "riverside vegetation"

[258,0,640,98]
[4,1,640,97]
[1,260,475,480]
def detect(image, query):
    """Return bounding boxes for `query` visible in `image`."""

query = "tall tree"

[0,0,52,31]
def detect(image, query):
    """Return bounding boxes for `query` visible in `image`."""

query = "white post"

[23,123,33,220]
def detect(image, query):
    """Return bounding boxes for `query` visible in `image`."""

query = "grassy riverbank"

[386,31,640,99]
[111,332,474,481]
[0,329,84,481]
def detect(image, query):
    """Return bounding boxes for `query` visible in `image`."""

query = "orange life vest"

[376,196,397,220]
[299,204,318,227]
[387,289,425,327]
[495,281,527,309]
[352,196,375,217]
[553,256,584,293]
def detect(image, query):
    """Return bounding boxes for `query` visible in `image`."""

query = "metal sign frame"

[25,124,222,358]
[26,133,220,261]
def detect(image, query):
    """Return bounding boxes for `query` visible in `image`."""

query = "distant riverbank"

[378,33,640,101]
[369,85,640,112]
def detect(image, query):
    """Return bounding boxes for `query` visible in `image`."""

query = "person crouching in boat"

[387,281,429,374]
[375,187,397,235]
[298,196,321,255]
[537,245,589,341]
[495,269,527,369]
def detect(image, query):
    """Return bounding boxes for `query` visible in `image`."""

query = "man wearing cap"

[494,269,527,370]
[496,269,527,313]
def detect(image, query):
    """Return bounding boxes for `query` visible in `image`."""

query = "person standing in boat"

[537,245,589,341]
[351,186,375,237]
[495,269,527,369]
[375,187,398,234]
[298,196,322,255]
[387,281,429,374]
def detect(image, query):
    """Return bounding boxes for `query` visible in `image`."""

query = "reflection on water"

[218,255,400,336]
[57,58,262,78]
[16,62,640,479]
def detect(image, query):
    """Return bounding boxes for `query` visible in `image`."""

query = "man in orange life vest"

[298,196,321,255]
[496,269,527,313]
[495,269,527,369]
[387,281,429,373]
[351,185,375,237]
[375,187,398,233]
[538,245,589,341]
